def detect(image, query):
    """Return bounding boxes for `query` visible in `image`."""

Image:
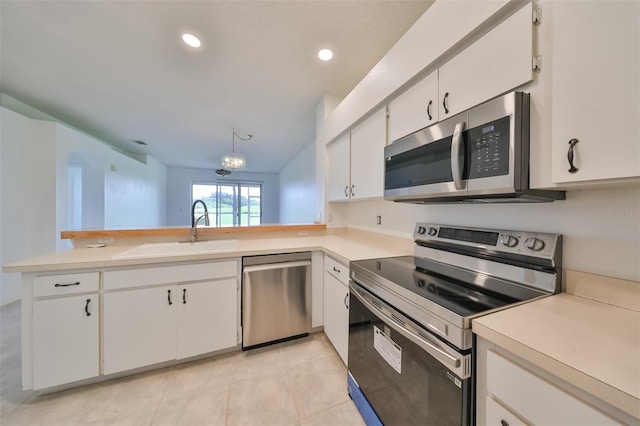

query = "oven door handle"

[350,283,464,373]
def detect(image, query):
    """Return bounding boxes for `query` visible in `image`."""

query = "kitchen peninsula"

[4,226,413,392]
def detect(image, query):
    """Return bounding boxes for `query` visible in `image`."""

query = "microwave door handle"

[451,122,466,190]
[350,282,463,372]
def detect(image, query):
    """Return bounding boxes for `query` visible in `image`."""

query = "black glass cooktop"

[351,256,528,318]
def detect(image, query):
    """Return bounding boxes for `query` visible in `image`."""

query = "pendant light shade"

[218,131,252,173]
[221,153,246,170]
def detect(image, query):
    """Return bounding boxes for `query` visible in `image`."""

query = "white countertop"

[473,270,640,419]
[3,232,413,273]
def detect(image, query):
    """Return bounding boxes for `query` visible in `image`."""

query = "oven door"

[348,281,472,426]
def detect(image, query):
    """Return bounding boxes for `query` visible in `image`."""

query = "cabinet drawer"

[325,256,349,285]
[104,260,238,290]
[486,396,529,426]
[487,350,620,425]
[33,272,99,297]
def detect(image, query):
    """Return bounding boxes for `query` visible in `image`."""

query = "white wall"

[1,108,57,305]
[279,142,316,224]
[328,186,640,282]
[1,106,168,305]
[105,154,166,229]
[166,167,280,226]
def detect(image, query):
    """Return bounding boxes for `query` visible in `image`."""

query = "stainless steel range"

[347,223,562,426]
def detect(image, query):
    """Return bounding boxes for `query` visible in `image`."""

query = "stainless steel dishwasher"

[241,252,311,349]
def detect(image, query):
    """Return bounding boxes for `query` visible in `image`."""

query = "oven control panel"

[414,223,561,261]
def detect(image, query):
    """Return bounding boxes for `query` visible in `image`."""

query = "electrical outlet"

[97,237,114,244]
[376,215,382,225]
[298,231,308,236]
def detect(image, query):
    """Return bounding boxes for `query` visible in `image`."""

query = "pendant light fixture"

[220,130,252,172]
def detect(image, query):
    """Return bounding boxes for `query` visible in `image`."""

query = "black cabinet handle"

[344,293,349,309]
[182,288,187,304]
[55,281,80,287]
[344,186,349,198]
[568,138,579,173]
[500,420,509,426]
[427,100,433,120]
[333,266,341,274]
[350,184,355,197]
[443,92,449,114]
[167,289,172,305]
[85,299,91,317]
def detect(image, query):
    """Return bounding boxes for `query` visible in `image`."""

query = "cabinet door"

[327,133,351,201]
[388,71,439,142]
[439,3,533,118]
[350,108,387,200]
[103,285,177,374]
[551,1,640,183]
[176,279,238,359]
[323,270,349,365]
[33,294,99,389]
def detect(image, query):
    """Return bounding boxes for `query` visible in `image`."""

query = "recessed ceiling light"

[318,48,333,61]
[182,33,201,48]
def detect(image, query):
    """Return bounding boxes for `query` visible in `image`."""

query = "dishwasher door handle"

[242,260,311,274]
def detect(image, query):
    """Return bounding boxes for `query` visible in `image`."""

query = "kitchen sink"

[113,239,238,259]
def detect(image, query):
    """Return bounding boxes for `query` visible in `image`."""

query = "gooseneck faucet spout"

[190,199,210,242]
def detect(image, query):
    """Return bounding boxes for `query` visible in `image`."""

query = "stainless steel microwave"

[384,91,565,203]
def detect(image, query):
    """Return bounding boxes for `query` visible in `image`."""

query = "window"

[192,182,262,227]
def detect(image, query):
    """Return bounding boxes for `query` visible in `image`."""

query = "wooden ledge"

[61,224,326,240]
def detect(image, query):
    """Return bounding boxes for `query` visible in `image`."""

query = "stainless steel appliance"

[242,252,311,349]
[347,223,562,425]
[384,91,565,203]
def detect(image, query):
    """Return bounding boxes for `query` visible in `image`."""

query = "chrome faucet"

[190,199,210,242]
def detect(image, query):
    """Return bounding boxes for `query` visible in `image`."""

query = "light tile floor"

[0,302,365,426]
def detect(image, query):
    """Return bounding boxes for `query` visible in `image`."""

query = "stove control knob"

[500,234,519,248]
[525,237,545,252]
[416,226,427,235]
[427,227,438,236]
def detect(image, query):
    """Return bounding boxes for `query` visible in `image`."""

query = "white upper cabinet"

[550,1,640,184]
[386,3,533,143]
[388,71,439,142]
[350,108,387,200]
[327,134,351,201]
[438,2,533,119]
[327,108,387,202]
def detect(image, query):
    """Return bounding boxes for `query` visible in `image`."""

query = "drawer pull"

[167,289,173,305]
[333,266,341,274]
[85,299,91,317]
[500,420,509,426]
[54,281,80,287]
[182,288,187,304]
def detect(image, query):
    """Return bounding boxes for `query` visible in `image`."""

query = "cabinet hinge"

[533,5,542,25]
[532,55,542,72]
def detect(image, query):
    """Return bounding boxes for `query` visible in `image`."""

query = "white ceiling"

[0,0,432,173]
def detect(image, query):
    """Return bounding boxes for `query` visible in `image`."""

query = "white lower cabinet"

[104,285,177,374]
[323,256,349,365]
[103,261,239,375]
[33,293,99,389]
[176,279,237,359]
[477,337,626,425]
[485,396,528,426]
